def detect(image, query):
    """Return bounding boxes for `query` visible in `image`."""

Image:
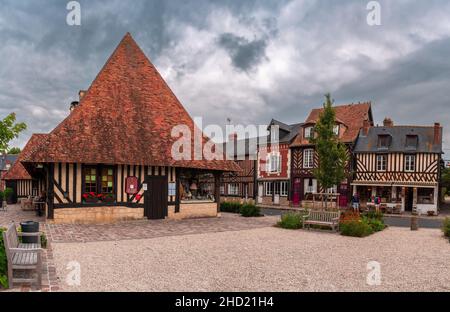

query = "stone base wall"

[259,196,290,206]
[52,206,144,224]
[168,203,218,220]
[221,197,255,205]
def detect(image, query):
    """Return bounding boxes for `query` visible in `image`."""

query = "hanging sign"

[126,176,139,195]
[142,183,148,191]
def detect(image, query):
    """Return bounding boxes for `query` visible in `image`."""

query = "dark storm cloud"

[218,33,268,71]
[0,0,449,155]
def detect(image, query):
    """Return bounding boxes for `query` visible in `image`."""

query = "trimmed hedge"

[443,217,450,238]
[220,202,242,213]
[220,202,262,217]
[240,204,261,217]
[277,213,304,230]
[340,220,374,237]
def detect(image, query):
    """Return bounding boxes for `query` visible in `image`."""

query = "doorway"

[405,188,413,212]
[144,175,168,220]
[292,179,301,206]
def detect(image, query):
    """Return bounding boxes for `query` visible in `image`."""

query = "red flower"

[89,192,96,197]
[97,194,103,198]
[135,194,142,201]
[82,193,89,199]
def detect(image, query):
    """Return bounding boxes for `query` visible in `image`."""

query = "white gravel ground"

[53,227,450,292]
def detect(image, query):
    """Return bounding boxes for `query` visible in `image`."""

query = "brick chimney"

[228,132,238,142]
[362,119,371,136]
[434,122,441,145]
[79,90,87,101]
[383,117,394,127]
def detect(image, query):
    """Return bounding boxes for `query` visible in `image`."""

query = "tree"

[310,94,349,208]
[8,147,21,155]
[441,167,450,196]
[0,113,27,154]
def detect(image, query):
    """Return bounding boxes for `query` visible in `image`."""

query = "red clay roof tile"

[3,134,48,180]
[290,102,372,147]
[22,33,239,172]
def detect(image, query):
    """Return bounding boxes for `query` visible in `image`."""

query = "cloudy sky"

[1,0,449,155]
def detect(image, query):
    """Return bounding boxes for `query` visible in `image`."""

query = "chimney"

[79,90,87,101]
[70,101,79,112]
[434,122,441,145]
[362,119,371,136]
[383,117,394,127]
[228,132,238,142]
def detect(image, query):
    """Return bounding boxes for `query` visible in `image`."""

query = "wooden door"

[292,179,301,206]
[144,175,168,220]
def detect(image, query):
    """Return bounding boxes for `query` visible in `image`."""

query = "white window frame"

[333,125,339,136]
[268,152,281,173]
[377,155,387,172]
[303,149,314,169]
[304,127,313,139]
[405,155,416,172]
[228,183,239,196]
[326,185,338,194]
[264,182,273,196]
[220,184,225,195]
[280,181,288,197]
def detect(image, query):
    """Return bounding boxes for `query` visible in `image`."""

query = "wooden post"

[214,172,221,213]
[47,163,55,219]
[175,168,180,213]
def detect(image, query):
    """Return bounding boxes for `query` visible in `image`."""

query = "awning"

[351,181,438,188]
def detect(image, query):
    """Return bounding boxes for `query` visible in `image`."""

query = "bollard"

[410,215,419,231]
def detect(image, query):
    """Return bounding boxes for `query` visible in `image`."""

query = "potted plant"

[82,192,99,203]
[102,193,115,203]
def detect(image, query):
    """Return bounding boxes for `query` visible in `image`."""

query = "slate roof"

[260,120,303,145]
[0,155,18,171]
[291,102,373,146]
[354,125,443,154]
[3,134,48,180]
[22,33,239,172]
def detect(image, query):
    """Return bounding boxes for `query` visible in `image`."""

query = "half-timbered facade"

[290,103,373,208]
[257,120,302,206]
[352,119,443,215]
[2,135,47,203]
[220,137,258,202]
[20,33,239,224]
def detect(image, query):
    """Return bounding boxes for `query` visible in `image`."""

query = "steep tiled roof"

[354,125,443,154]
[0,155,18,171]
[291,102,372,147]
[22,33,239,172]
[3,134,48,180]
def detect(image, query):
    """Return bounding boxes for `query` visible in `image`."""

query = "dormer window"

[405,135,418,149]
[377,135,391,149]
[333,125,339,136]
[304,126,314,139]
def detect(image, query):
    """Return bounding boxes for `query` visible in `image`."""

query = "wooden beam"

[47,163,55,219]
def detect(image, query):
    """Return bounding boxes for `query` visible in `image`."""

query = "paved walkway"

[0,204,57,292]
[46,213,278,243]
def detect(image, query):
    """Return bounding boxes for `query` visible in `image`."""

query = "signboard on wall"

[125,176,139,195]
[445,160,450,168]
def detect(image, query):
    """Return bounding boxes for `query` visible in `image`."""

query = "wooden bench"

[2,223,43,289]
[303,210,341,232]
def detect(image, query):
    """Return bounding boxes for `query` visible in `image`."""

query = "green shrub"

[240,204,261,217]
[220,201,242,213]
[443,218,450,238]
[340,220,374,237]
[41,233,48,249]
[277,213,304,229]
[0,227,8,289]
[364,211,384,221]
[3,188,13,202]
